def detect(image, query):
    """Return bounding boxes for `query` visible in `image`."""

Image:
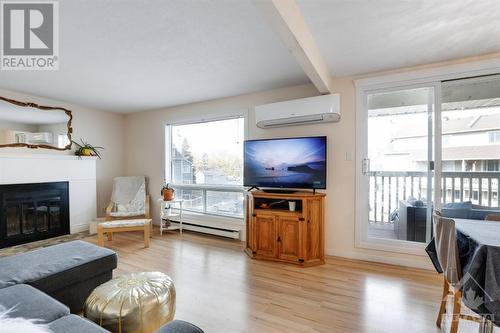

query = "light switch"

[345,151,353,161]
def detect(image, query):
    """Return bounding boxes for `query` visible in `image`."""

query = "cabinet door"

[277,216,301,262]
[255,215,278,258]
[246,194,255,250]
[306,199,323,260]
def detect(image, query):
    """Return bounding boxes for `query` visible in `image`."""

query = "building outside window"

[489,131,500,143]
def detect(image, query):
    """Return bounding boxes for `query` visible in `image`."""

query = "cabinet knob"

[277,236,281,242]
[298,217,305,221]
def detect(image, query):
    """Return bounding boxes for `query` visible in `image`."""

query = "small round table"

[84,272,176,333]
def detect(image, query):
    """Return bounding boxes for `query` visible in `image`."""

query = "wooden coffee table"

[97,219,152,248]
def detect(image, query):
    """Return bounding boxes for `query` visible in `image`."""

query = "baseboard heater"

[166,220,240,239]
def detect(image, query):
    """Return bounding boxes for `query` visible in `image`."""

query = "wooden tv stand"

[245,190,325,267]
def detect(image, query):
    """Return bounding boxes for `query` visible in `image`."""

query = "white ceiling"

[297,0,500,76]
[0,0,308,113]
[1,0,499,113]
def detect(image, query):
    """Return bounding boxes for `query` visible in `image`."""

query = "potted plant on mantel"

[72,139,104,159]
[161,183,175,201]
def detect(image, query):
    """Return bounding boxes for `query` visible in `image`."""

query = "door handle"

[362,158,370,174]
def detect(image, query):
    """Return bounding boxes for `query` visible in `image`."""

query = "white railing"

[368,171,500,224]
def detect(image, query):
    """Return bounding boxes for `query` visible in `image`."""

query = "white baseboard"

[168,221,240,239]
[326,248,435,270]
[161,211,245,240]
[70,224,89,234]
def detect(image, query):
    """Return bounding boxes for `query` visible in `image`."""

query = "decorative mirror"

[0,96,72,150]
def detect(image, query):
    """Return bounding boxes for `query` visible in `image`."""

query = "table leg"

[97,227,104,247]
[144,225,150,248]
[180,202,183,235]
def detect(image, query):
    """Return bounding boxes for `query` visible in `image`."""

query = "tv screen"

[244,136,327,189]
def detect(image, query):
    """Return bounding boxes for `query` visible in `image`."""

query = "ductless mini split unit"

[255,94,340,128]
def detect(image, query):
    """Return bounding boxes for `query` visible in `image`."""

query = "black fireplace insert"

[0,182,70,248]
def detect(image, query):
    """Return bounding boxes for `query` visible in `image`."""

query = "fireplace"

[0,182,70,248]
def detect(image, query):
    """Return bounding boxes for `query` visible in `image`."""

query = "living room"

[0,1,500,333]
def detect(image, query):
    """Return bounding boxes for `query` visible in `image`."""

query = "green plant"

[72,139,104,159]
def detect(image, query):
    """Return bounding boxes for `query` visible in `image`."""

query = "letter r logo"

[2,2,54,56]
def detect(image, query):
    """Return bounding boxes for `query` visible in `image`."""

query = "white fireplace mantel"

[0,153,97,233]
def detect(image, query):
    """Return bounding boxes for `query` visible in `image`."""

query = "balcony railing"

[368,171,500,224]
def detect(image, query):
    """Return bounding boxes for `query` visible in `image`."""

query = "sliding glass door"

[358,74,500,252]
[362,86,435,245]
[439,75,500,216]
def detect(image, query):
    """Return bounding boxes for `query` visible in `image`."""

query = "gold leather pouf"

[84,272,176,333]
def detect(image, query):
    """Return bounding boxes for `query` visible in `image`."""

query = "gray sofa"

[0,240,117,312]
[0,240,203,333]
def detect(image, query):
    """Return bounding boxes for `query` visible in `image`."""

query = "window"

[487,160,499,172]
[489,131,500,143]
[165,117,245,218]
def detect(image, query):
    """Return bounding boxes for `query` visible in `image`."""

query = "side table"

[158,198,184,236]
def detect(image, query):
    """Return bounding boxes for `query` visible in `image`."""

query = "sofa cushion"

[443,201,472,209]
[0,284,69,324]
[442,208,470,219]
[0,240,117,292]
[406,197,425,207]
[156,320,205,333]
[49,314,110,333]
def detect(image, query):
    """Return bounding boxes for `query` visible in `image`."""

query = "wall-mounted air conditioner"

[255,94,340,128]
[28,132,53,144]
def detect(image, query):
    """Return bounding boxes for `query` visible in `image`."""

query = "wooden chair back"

[433,214,461,285]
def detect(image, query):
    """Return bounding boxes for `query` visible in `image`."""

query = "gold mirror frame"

[0,96,73,151]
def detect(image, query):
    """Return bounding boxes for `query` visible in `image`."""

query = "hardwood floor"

[85,229,451,333]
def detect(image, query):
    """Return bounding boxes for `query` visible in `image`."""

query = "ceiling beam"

[254,0,333,94]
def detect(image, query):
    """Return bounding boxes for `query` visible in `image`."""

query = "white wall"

[0,88,126,215]
[123,79,434,269]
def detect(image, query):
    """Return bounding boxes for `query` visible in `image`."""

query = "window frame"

[164,114,247,219]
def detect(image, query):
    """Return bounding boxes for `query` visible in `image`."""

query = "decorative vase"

[81,148,93,156]
[163,189,175,201]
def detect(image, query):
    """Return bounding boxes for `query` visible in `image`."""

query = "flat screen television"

[244,136,327,190]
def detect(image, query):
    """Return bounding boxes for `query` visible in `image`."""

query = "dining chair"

[485,214,500,222]
[433,211,483,333]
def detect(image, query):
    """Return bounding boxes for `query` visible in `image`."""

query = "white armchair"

[105,176,151,221]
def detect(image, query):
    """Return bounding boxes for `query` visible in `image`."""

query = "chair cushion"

[49,314,110,333]
[109,210,145,218]
[101,219,150,228]
[111,179,146,214]
[0,284,69,323]
[442,208,470,219]
[0,240,117,293]
[156,320,205,333]
[443,201,472,209]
